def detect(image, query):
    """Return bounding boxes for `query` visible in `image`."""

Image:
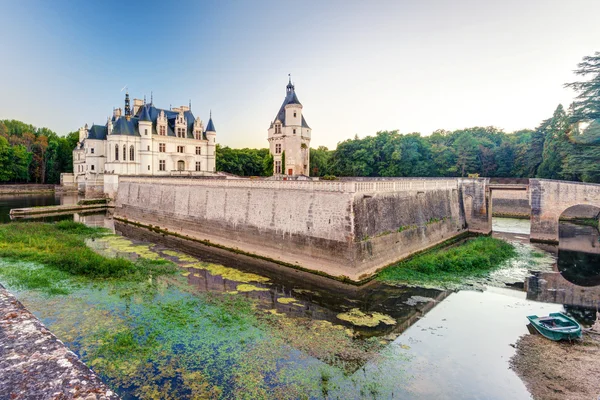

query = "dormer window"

[159,126,166,136]
[275,123,281,134]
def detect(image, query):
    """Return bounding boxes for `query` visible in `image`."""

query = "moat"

[1,193,599,399]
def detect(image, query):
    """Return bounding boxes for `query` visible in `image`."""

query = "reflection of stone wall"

[115,177,466,281]
[0,184,55,194]
[525,270,600,309]
[491,190,530,217]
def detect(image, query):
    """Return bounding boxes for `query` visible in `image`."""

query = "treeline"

[217,51,600,183]
[0,120,78,184]
[217,116,596,182]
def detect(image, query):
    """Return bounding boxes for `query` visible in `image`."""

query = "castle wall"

[491,190,530,217]
[114,177,465,281]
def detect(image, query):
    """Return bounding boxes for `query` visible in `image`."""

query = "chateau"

[267,78,311,176]
[71,92,216,191]
[64,77,313,196]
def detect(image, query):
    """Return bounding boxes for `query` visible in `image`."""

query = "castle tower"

[267,76,311,176]
[205,111,216,172]
[138,104,153,174]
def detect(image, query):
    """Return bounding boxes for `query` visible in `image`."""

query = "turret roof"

[206,116,216,132]
[139,105,152,122]
[273,80,310,128]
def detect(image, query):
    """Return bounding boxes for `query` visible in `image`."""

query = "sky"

[1,0,599,149]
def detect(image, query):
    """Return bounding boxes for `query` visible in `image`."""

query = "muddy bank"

[510,332,600,400]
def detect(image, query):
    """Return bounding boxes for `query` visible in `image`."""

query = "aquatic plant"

[378,236,516,285]
[0,222,176,281]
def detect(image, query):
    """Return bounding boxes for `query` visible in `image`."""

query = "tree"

[537,105,573,180]
[309,146,332,177]
[565,51,600,122]
[452,132,479,177]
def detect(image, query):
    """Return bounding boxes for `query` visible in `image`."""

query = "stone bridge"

[462,178,600,243]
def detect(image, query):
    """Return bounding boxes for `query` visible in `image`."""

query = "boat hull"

[527,312,582,341]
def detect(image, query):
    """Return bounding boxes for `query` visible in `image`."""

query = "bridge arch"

[530,180,600,243]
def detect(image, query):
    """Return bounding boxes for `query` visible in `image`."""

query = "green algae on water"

[336,308,396,327]
[161,249,197,263]
[276,297,298,304]
[190,262,270,284]
[236,283,269,292]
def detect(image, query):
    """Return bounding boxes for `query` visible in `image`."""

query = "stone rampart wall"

[491,190,530,217]
[115,177,465,281]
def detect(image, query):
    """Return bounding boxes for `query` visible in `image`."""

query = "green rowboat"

[527,312,582,341]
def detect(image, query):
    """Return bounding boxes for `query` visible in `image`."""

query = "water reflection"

[524,222,600,320]
[114,220,449,339]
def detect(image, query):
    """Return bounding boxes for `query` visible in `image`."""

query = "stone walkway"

[0,285,119,400]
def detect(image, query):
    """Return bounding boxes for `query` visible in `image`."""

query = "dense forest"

[218,52,600,183]
[0,120,77,184]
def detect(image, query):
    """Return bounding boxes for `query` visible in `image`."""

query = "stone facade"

[114,177,464,281]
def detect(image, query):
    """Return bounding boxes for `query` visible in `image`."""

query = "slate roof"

[273,83,310,129]
[111,116,138,136]
[89,102,212,140]
[87,125,107,140]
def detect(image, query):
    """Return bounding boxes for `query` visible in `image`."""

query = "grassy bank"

[378,236,516,285]
[0,221,176,293]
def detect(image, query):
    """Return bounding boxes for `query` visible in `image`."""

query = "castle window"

[159,143,166,152]
[147,145,150,151]
[196,146,201,155]
[294,111,297,117]
[159,126,166,136]
[115,145,119,161]
[275,124,281,134]
[145,129,148,136]
[293,129,296,134]
[275,143,281,154]
[130,146,134,161]
[91,148,94,154]
[275,160,282,174]
[159,160,166,171]
[148,165,150,171]
[91,165,95,171]
[123,145,126,162]
[195,162,201,171]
